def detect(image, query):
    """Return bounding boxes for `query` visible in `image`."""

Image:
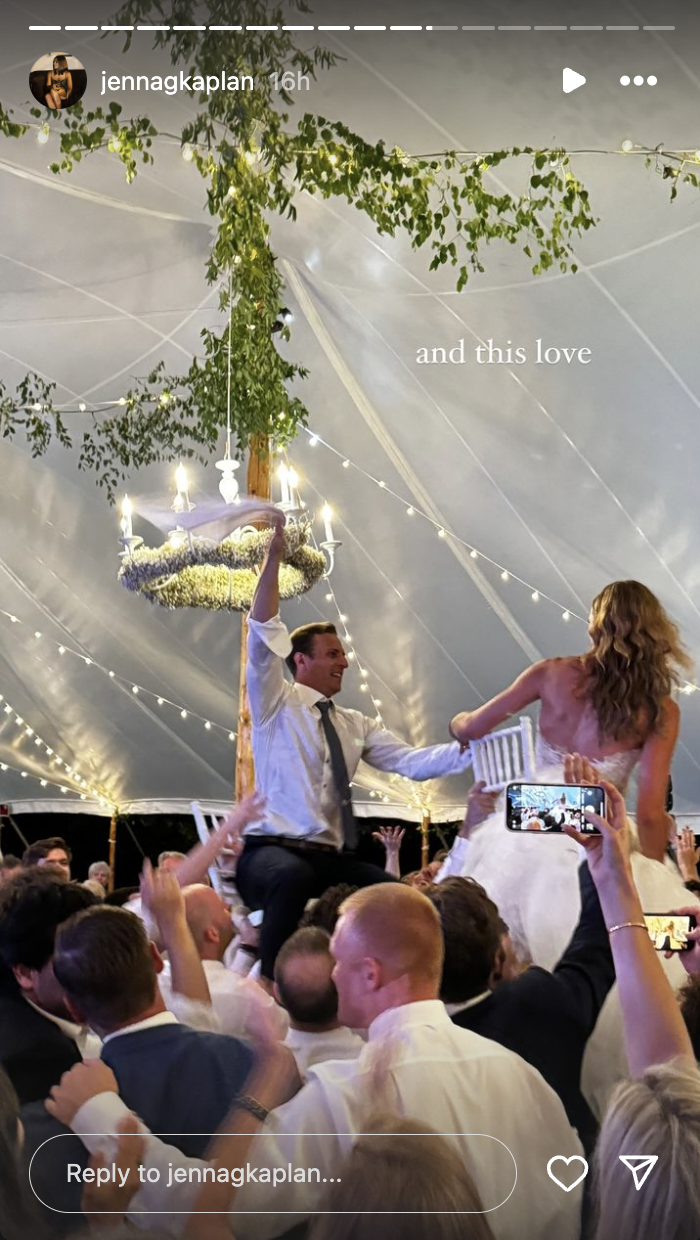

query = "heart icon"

[547,1155,589,1193]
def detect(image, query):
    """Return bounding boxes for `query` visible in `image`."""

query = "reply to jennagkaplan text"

[67,1163,331,1188]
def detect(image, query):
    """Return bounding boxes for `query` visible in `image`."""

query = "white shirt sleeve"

[435,835,469,881]
[70,1093,202,1233]
[361,720,472,780]
[246,614,292,726]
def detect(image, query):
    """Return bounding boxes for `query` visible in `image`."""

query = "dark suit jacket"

[23,1020,254,1227]
[0,975,81,1105]
[451,863,613,1154]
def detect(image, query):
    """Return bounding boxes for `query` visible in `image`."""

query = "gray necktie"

[316,700,358,850]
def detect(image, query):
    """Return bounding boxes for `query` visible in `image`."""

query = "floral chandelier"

[115,291,335,612]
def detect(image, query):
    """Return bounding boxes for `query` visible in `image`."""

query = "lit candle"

[277,463,290,506]
[287,467,299,509]
[321,503,334,543]
[120,494,133,540]
[175,462,189,494]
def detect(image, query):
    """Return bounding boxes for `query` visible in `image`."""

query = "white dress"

[451,729,699,1118]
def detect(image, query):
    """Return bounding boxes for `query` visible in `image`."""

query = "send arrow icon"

[563,67,586,93]
[619,1155,658,1190]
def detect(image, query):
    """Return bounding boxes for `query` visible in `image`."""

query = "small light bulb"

[157,697,164,705]
[339,613,348,623]
[342,459,350,469]
[621,139,634,152]
[532,590,540,602]
[360,683,369,693]
[109,670,115,678]
[59,645,66,654]
[132,685,139,694]
[244,149,256,165]
[406,506,414,516]
[309,435,319,447]
[329,153,338,165]
[470,549,478,559]
[182,143,194,162]
[227,185,237,197]
[34,630,42,639]
[229,731,236,741]
[181,709,188,719]
[562,610,571,622]
[118,397,127,406]
[501,570,509,582]
[79,402,86,412]
[37,125,50,145]
[325,593,333,602]
[437,528,446,538]
[378,480,386,489]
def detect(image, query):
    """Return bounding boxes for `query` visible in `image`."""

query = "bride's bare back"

[537,656,647,759]
[450,652,680,862]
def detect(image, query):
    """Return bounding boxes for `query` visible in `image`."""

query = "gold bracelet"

[607,921,647,935]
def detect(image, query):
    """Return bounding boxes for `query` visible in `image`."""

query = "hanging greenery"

[3,1,679,500]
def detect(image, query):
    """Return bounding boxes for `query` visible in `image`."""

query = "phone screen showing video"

[644,914,696,952]
[506,783,604,834]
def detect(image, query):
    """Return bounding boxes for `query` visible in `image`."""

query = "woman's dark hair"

[53,54,68,71]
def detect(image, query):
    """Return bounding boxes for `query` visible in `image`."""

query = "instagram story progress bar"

[27,21,677,33]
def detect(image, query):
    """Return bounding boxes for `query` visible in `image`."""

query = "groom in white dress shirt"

[235,518,472,979]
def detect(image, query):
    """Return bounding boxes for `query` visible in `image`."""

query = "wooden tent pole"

[420,810,432,870]
[235,436,271,799]
[108,813,118,892]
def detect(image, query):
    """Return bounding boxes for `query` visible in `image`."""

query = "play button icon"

[563,67,586,93]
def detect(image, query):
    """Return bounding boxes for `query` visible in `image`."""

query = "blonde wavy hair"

[593,1060,700,1240]
[583,580,692,741]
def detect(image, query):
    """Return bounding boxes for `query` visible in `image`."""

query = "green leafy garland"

[0,1,688,499]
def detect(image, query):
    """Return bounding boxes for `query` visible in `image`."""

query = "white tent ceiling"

[2,1,700,819]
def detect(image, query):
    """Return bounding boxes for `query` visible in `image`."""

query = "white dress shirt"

[159,958,288,1042]
[24,998,102,1059]
[246,614,470,845]
[70,1000,582,1240]
[283,1023,363,1077]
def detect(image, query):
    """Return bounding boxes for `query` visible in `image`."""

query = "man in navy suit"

[24,904,256,1221]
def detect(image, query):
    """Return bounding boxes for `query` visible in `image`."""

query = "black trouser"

[235,839,395,979]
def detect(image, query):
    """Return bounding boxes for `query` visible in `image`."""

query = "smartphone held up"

[505,782,606,835]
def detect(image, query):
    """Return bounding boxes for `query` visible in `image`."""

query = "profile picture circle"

[29,53,87,111]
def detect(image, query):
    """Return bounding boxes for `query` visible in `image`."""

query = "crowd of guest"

[0,760,699,1240]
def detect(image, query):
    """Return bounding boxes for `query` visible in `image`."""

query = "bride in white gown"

[447,581,698,1115]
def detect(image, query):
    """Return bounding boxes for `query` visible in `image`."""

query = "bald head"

[182,885,234,961]
[331,884,444,1029]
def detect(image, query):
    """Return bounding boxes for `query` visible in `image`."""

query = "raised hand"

[674,826,700,883]
[460,780,498,837]
[221,791,267,844]
[372,826,405,854]
[564,751,600,786]
[140,859,185,930]
[268,513,287,560]
[563,777,632,887]
[46,1059,118,1126]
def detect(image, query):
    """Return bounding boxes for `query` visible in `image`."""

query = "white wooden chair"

[468,716,536,793]
[190,802,238,900]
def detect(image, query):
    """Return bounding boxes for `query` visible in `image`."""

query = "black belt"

[243,835,341,855]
